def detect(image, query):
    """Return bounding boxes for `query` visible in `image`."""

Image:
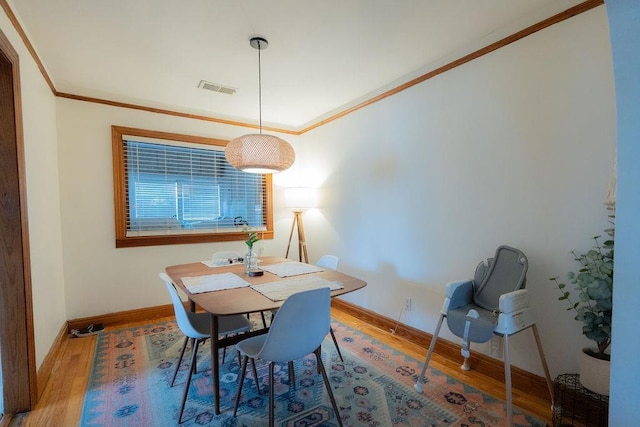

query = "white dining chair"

[316,254,338,270]
[211,250,242,263]
[316,255,344,362]
[233,287,343,427]
[159,273,257,424]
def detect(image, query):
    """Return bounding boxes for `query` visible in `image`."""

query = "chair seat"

[187,312,211,339]
[447,304,497,344]
[219,314,253,336]
[236,334,266,358]
[186,311,252,340]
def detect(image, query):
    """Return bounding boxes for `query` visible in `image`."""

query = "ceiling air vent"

[198,80,237,95]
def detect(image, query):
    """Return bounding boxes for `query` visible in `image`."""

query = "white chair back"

[316,255,339,271]
[212,251,242,261]
[257,287,331,362]
[159,273,207,339]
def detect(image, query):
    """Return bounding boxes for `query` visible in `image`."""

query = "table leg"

[210,314,221,414]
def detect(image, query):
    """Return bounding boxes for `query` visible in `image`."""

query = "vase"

[244,248,258,274]
[578,347,610,396]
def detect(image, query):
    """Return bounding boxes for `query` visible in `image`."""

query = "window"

[112,126,273,247]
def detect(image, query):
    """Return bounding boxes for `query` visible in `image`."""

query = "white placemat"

[259,261,324,278]
[251,276,343,301]
[181,272,250,294]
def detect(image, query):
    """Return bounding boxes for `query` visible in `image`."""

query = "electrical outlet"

[405,297,412,311]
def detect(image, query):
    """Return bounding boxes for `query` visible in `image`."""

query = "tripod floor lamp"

[284,187,317,263]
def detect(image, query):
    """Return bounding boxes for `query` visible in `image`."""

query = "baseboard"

[331,298,551,401]
[36,323,68,399]
[67,303,176,332]
[34,306,176,411]
[64,298,550,402]
[0,414,12,427]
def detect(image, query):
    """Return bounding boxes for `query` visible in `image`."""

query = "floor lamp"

[284,187,317,263]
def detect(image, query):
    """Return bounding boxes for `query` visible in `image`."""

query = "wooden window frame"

[112,125,274,248]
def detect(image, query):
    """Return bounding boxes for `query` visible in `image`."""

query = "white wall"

[55,99,300,318]
[297,7,615,377]
[605,0,640,423]
[0,13,66,368]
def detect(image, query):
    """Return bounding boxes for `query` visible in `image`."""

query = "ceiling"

[9,0,586,130]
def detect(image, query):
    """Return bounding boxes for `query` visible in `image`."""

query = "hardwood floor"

[10,306,553,426]
[332,308,553,425]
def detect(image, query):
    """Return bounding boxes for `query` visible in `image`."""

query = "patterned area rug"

[80,318,546,426]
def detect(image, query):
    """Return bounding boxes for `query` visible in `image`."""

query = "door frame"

[0,27,37,413]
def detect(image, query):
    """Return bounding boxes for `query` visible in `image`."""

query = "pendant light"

[225,37,295,174]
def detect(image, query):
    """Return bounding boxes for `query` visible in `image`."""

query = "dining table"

[164,256,367,415]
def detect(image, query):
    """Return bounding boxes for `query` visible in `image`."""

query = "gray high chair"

[413,245,554,426]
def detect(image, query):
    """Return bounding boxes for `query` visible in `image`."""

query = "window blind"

[123,140,267,237]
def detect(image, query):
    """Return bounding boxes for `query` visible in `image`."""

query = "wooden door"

[0,28,36,414]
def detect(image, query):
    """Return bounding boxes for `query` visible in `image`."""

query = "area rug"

[80,318,546,426]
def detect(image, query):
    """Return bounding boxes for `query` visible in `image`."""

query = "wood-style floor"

[9,306,552,426]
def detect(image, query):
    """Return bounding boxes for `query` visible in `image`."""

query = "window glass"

[112,126,273,247]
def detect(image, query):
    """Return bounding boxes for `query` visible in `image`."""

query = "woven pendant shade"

[225,36,295,174]
[225,133,295,174]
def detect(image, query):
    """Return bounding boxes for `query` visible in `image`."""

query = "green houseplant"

[550,211,614,396]
[550,215,614,361]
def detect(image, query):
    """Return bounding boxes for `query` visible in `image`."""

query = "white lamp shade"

[225,134,295,174]
[284,187,318,210]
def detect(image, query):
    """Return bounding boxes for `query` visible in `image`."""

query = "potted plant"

[550,211,614,395]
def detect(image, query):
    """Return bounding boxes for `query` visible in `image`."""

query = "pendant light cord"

[258,40,262,134]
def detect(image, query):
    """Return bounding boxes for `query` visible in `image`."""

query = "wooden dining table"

[165,256,367,415]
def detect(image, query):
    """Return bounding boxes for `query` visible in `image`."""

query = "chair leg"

[171,336,189,387]
[251,357,261,394]
[268,362,275,427]
[315,347,343,427]
[461,353,471,371]
[261,311,267,328]
[532,324,555,404]
[329,326,344,362]
[233,355,249,417]
[191,338,198,374]
[414,314,444,393]
[504,333,513,427]
[195,337,208,374]
[222,336,228,364]
[288,361,296,390]
[178,339,199,424]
